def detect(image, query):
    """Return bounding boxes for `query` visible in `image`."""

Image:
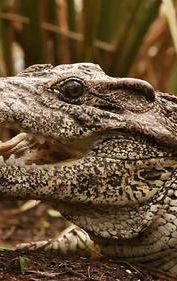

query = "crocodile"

[0,63,177,274]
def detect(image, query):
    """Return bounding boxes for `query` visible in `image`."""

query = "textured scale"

[0,63,177,274]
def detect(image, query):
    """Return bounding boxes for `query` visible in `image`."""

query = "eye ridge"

[55,78,84,99]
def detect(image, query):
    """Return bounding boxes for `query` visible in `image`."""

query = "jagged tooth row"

[0,154,26,167]
[0,132,27,166]
[0,132,47,167]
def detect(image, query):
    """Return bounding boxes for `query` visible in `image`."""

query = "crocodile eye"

[59,79,84,99]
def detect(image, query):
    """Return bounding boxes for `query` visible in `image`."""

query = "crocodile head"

[0,63,177,240]
[0,63,158,166]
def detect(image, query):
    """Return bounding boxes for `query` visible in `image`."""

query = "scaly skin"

[0,63,177,273]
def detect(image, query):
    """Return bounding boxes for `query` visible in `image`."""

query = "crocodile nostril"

[117,78,155,102]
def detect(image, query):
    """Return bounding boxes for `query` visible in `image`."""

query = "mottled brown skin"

[0,63,177,273]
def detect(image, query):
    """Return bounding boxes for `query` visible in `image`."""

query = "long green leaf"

[109,0,161,76]
[66,0,78,61]
[82,0,101,61]
[97,0,121,42]
[0,0,14,75]
[19,0,46,66]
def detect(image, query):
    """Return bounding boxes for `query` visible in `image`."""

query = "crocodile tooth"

[0,155,4,165]
[6,154,16,165]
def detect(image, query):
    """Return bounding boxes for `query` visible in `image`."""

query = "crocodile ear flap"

[17,64,54,77]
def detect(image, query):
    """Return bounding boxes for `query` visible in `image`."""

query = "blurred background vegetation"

[0,0,177,92]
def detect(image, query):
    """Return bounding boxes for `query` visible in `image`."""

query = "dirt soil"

[0,200,176,281]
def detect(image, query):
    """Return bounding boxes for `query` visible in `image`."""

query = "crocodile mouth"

[0,127,87,167]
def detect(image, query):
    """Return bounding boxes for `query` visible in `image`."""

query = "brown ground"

[0,200,176,281]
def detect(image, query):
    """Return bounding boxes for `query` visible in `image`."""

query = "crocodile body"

[0,63,177,274]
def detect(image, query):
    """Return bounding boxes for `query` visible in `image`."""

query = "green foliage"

[20,0,46,65]
[0,0,14,74]
[109,1,161,76]
[0,0,173,91]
